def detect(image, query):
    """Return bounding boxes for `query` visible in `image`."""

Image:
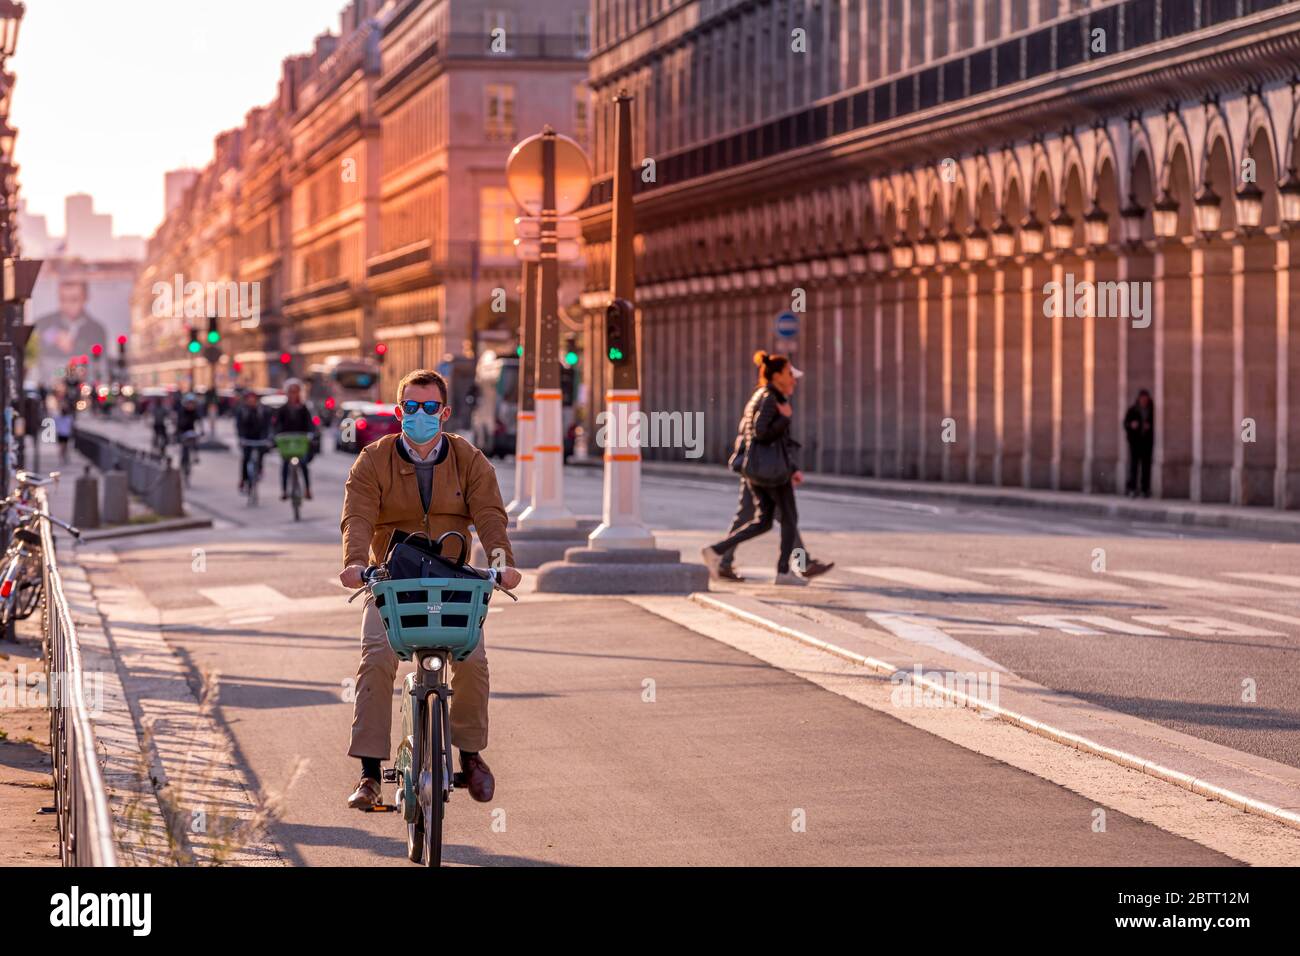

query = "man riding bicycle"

[339,369,522,810]
[272,378,317,501]
[235,390,270,492]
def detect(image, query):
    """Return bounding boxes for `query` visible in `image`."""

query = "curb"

[690,592,1300,834]
[571,458,1300,539]
[78,516,213,542]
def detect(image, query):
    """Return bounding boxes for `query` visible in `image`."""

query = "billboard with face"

[26,269,133,387]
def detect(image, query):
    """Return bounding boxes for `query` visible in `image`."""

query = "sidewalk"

[0,622,59,865]
[573,456,1300,539]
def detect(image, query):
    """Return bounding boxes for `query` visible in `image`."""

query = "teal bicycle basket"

[371,576,494,661]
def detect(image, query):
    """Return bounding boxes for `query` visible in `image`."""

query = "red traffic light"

[78,354,89,365]
[233,361,243,373]
[279,352,292,365]
[117,334,128,346]
[91,343,104,357]
[374,342,388,356]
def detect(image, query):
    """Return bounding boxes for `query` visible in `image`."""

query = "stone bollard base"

[72,467,101,530]
[101,470,129,524]
[534,546,710,594]
[472,519,600,569]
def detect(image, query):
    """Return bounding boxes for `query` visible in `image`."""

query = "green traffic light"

[515,345,524,357]
[564,350,578,366]
[188,341,202,354]
[207,330,221,344]
[608,347,624,361]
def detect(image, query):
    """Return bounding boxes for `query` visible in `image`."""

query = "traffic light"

[90,342,103,357]
[188,328,201,354]
[515,345,524,358]
[374,342,387,364]
[605,298,633,365]
[279,351,292,366]
[563,334,579,368]
[207,315,221,344]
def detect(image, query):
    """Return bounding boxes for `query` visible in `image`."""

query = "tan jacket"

[340,432,514,570]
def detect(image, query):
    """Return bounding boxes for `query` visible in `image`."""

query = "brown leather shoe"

[347,776,383,810]
[800,559,835,580]
[460,752,495,802]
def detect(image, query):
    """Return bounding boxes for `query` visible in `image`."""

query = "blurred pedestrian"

[702,350,831,586]
[54,400,74,464]
[1124,388,1154,498]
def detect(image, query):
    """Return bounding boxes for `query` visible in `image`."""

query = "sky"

[11,0,350,238]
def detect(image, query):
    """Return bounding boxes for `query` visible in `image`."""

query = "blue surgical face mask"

[401,409,442,444]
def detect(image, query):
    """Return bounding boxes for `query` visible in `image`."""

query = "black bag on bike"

[383,530,489,583]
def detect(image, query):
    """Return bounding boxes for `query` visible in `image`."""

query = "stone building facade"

[133,0,589,401]
[579,0,1300,509]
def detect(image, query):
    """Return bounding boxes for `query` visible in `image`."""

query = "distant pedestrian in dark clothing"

[701,351,833,586]
[1124,389,1154,498]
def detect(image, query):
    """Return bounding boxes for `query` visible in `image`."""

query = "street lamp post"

[506,126,590,530]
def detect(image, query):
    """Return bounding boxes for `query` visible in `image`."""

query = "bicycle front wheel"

[422,694,445,867]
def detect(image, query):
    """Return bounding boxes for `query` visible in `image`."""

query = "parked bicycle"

[274,432,311,520]
[0,471,80,632]
[348,531,516,866]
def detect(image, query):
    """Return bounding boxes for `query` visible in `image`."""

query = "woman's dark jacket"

[731,385,801,480]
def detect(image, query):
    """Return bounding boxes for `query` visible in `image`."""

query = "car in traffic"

[335,400,401,453]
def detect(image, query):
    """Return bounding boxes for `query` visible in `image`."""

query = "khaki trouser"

[348,600,489,759]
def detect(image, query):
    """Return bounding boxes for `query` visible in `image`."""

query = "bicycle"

[348,532,517,867]
[239,438,272,507]
[274,432,311,521]
[177,429,199,487]
[0,474,80,631]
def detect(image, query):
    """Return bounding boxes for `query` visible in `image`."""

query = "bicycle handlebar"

[350,564,518,602]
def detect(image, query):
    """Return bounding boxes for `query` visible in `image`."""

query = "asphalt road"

[47,415,1291,864]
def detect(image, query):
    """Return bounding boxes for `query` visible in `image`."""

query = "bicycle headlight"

[422,656,442,672]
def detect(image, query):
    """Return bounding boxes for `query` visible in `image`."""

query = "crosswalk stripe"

[1107,571,1276,595]
[1221,572,1300,590]
[198,584,291,608]
[846,567,996,592]
[970,568,1133,591]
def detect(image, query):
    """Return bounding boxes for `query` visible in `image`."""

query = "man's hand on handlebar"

[340,564,366,589]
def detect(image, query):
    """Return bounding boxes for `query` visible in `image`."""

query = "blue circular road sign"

[775,311,799,338]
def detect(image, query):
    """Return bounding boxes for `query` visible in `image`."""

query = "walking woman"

[701,350,832,585]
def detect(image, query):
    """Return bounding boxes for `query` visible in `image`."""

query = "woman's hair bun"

[752,350,770,367]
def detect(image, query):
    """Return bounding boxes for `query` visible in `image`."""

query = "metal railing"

[39,486,118,865]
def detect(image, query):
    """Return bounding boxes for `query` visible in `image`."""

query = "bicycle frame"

[394,650,455,851]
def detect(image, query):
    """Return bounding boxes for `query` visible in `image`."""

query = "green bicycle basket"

[274,432,312,460]
[371,576,494,661]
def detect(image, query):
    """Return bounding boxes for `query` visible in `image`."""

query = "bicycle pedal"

[452,771,467,788]
[366,802,396,813]
[381,768,399,783]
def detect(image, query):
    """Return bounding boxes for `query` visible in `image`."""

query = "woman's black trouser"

[719,478,804,570]
[712,479,799,573]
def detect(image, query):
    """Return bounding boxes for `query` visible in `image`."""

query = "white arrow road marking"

[848,567,997,592]
[972,568,1133,592]
[866,612,1015,671]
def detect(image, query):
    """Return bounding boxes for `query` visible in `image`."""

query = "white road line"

[970,568,1133,591]
[846,567,997,592]
[198,584,291,608]
[1108,570,1278,595]
[1222,572,1300,590]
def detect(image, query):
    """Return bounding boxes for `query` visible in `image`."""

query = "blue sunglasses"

[401,400,444,416]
